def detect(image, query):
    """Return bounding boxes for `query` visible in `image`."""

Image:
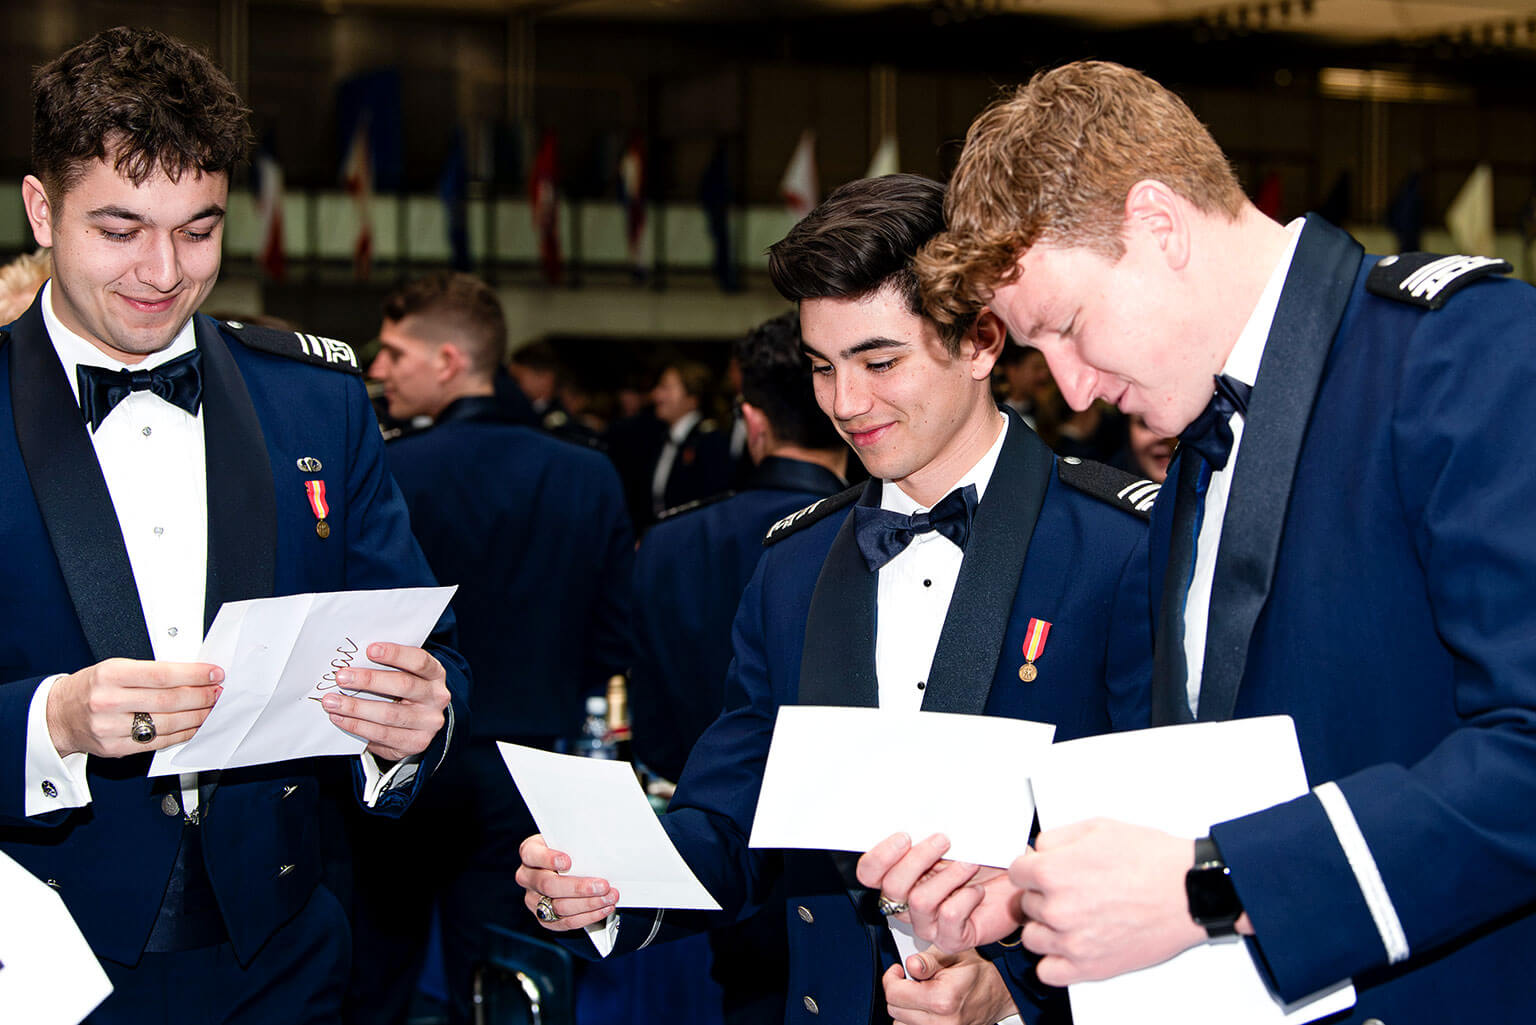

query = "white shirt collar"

[1220,218,1305,388]
[667,409,701,445]
[41,280,199,405]
[882,409,1009,515]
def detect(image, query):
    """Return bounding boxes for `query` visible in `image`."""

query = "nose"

[830,369,871,422]
[136,232,182,292]
[1046,353,1098,412]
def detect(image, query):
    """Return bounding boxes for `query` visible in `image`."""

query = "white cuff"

[586,912,621,957]
[997,1016,1024,1025]
[1313,781,1409,964]
[360,751,420,807]
[25,675,91,816]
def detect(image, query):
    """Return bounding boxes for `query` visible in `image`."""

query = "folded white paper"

[0,851,113,1025]
[498,742,720,911]
[149,586,456,775]
[1030,716,1355,1025]
[749,706,1057,867]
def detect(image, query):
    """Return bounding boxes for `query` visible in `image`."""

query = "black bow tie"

[1178,374,1252,471]
[77,349,204,433]
[853,484,978,572]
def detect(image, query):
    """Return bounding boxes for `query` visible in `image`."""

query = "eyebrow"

[802,336,908,362]
[84,203,227,225]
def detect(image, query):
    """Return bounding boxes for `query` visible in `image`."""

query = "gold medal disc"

[1019,662,1038,683]
[315,519,331,539]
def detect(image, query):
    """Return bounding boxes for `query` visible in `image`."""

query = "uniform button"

[1362,1020,1384,1025]
[802,996,819,1015]
[277,864,296,878]
[142,426,152,437]
[167,627,179,637]
[41,779,58,798]
[796,905,814,924]
[153,526,165,536]
[161,794,181,817]
[1063,456,1081,464]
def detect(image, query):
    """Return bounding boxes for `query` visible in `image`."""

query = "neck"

[766,443,848,481]
[1198,204,1296,373]
[892,393,1003,508]
[432,379,495,417]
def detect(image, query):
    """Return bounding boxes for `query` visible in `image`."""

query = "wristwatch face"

[1186,863,1242,927]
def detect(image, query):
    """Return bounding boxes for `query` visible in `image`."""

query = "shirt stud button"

[167,627,179,637]
[916,681,926,690]
[142,426,152,437]
[153,526,165,536]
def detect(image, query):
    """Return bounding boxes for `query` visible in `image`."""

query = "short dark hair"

[510,340,558,373]
[665,360,714,402]
[381,271,507,377]
[32,27,253,201]
[735,311,843,452]
[766,173,973,356]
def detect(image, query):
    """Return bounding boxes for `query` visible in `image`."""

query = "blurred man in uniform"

[519,174,1154,1025]
[648,359,734,520]
[352,270,633,1025]
[0,27,468,1024]
[878,59,1536,1025]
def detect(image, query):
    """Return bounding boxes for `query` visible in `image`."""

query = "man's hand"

[515,834,620,932]
[1011,818,1207,986]
[46,658,224,758]
[883,946,1018,1025]
[858,832,1024,952]
[320,642,449,761]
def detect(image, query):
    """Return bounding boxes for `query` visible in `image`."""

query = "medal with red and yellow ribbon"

[305,479,331,539]
[1019,618,1051,682]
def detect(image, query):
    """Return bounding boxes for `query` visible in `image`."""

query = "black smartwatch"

[1185,836,1243,938]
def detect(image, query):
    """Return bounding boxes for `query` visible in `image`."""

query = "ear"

[22,176,55,249]
[1124,179,1190,271]
[741,401,775,461]
[963,309,1008,382]
[437,342,468,382]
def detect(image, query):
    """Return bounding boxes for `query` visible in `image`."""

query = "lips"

[845,422,894,448]
[118,293,179,315]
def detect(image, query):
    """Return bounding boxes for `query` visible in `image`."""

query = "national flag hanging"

[618,135,647,277]
[254,139,285,281]
[1447,163,1495,256]
[864,135,900,179]
[531,130,561,285]
[1254,171,1282,221]
[699,140,739,293]
[439,129,471,271]
[779,130,819,221]
[342,118,374,281]
[1385,171,1423,253]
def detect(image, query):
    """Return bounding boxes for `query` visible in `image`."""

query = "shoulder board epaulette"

[763,483,864,546]
[542,409,569,429]
[1367,253,1512,310]
[220,319,362,374]
[697,418,719,434]
[1056,456,1157,520]
[657,490,736,521]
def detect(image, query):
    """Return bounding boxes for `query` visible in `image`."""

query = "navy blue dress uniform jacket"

[658,417,734,515]
[630,455,846,782]
[384,397,634,742]
[594,413,1152,1024]
[1149,216,1536,1022]
[0,301,471,968]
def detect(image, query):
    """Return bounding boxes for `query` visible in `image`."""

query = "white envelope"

[749,706,1057,867]
[149,586,456,775]
[0,851,113,1025]
[1030,716,1356,1025]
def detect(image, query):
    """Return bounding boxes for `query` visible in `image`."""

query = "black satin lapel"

[9,299,153,662]
[796,483,879,708]
[1150,451,1201,726]
[922,414,1052,714]
[1198,217,1363,722]
[197,318,276,629]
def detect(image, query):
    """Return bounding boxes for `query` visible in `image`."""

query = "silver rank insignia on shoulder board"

[1367,252,1513,310]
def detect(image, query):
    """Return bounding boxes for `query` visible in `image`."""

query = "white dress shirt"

[1183,219,1303,716]
[651,409,701,512]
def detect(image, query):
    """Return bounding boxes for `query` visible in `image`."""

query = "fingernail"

[320,694,340,710]
[369,643,386,659]
[334,670,353,685]
[930,834,950,848]
[209,667,224,682]
[214,686,224,700]
[588,881,606,896]
[556,856,570,871]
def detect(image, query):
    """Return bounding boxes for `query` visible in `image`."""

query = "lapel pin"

[305,479,331,539]
[1019,618,1052,682]
[297,456,322,473]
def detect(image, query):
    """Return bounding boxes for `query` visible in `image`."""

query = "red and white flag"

[531,130,561,285]
[619,136,646,272]
[255,149,285,281]
[343,119,374,281]
[779,130,819,221]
